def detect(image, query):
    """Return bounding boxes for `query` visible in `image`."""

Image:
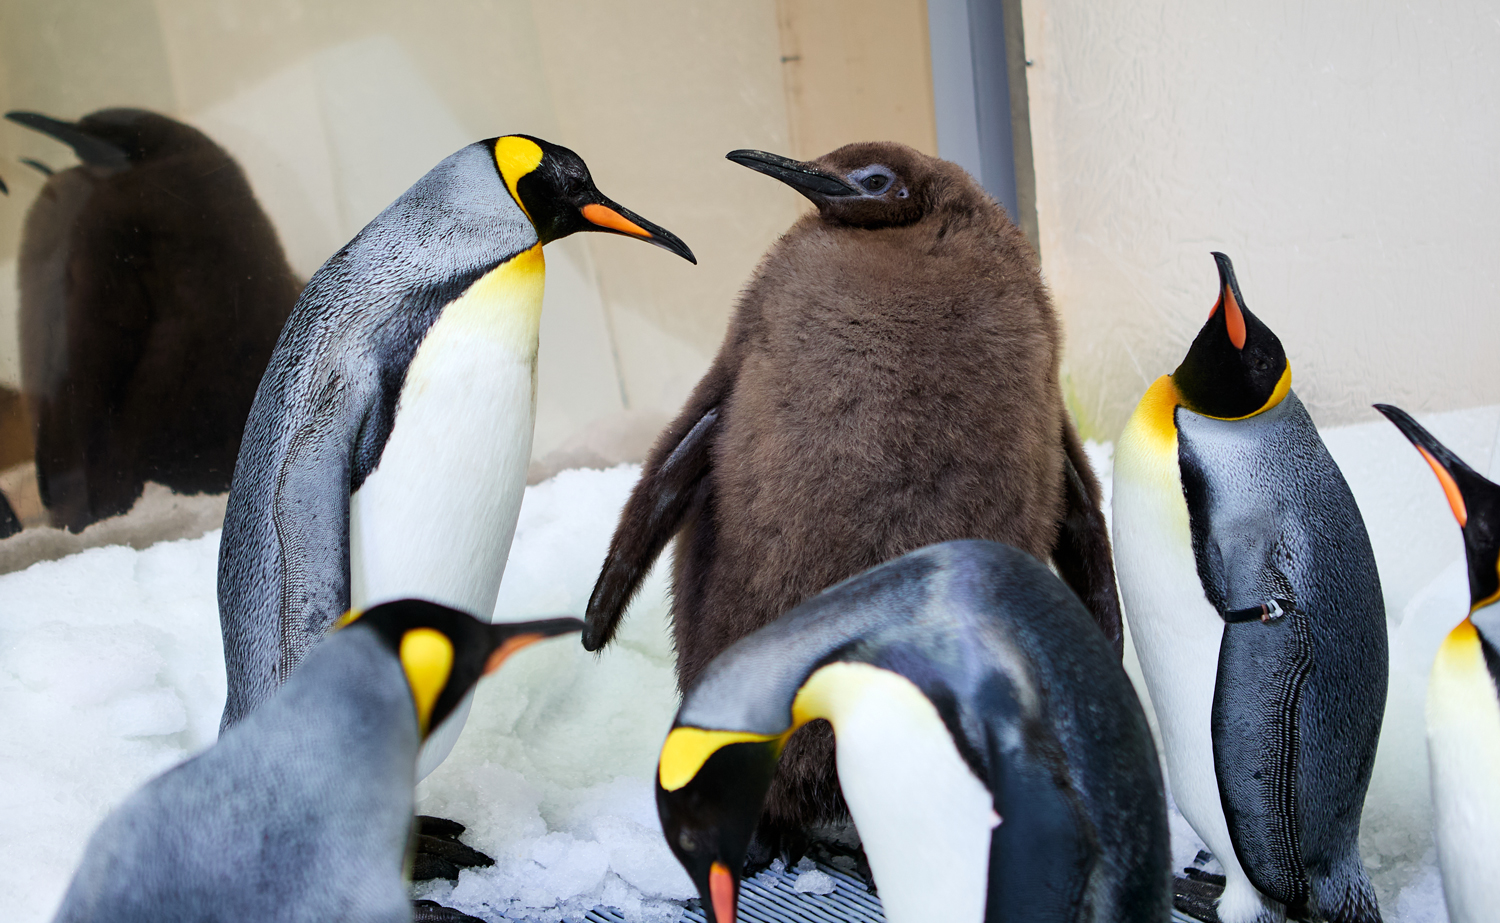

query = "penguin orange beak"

[1374,404,1472,527]
[579,198,697,264]
[727,149,860,201]
[709,861,738,923]
[1209,251,1248,350]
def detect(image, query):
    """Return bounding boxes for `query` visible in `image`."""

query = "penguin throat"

[1174,362,1292,421]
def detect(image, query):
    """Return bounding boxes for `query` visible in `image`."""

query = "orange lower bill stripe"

[710,861,736,923]
[581,203,651,238]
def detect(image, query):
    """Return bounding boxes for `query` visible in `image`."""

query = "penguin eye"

[861,174,890,193]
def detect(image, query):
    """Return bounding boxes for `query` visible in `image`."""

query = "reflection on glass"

[9,108,300,532]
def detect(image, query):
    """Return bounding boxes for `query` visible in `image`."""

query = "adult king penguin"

[1375,404,1500,923]
[51,599,581,923]
[585,142,1120,853]
[1113,253,1386,923]
[7,108,301,531]
[217,135,694,784]
[656,540,1170,923]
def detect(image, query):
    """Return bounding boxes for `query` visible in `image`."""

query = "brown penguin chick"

[584,141,1121,855]
[7,109,300,532]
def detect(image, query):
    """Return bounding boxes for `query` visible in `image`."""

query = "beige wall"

[1021,0,1500,440]
[0,0,936,464]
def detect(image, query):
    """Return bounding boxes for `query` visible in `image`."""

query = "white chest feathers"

[350,245,546,621]
[1427,615,1500,923]
[796,661,997,923]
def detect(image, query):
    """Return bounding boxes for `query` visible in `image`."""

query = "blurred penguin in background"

[658,541,1169,923]
[1113,254,1386,923]
[50,599,581,923]
[7,108,300,532]
[1376,404,1500,923]
[585,142,1119,857]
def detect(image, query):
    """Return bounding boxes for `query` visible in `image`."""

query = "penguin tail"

[1309,862,1381,923]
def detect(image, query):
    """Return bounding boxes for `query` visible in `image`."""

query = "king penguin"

[1112,253,1387,923]
[216,135,694,784]
[655,540,1170,923]
[50,599,581,923]
[6,108,301,531]
[1374,404,1500,923]
[584,142,1120,855]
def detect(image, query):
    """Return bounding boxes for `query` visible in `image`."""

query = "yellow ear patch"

[333,609,363,630]
[493,136,545,222]
[400,628,455,735]
[658,727,785,792]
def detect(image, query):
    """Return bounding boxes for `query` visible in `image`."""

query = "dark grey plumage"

[216,142,533,730]
[585,141,1120,847]
[661,540,1171,922]
[50,600,582,923]
[7,108,299,532]
[1178,394,1387,923]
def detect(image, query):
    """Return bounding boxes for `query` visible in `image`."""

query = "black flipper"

[0,491,20,538]
[1212,610,1313,913]
[1051,417,1123,656]
[984,695,1099,923]
[582,403,720,651]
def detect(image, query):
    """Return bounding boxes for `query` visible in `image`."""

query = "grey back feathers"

[217,142,532,729]
[53,624,418,923]
[9,108,299,532]
[681,540,1171,922]
[1178,393,1386,922]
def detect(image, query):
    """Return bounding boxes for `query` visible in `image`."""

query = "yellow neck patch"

[400,628,455,736]
[658,727,787,792]
[494,136,544,223]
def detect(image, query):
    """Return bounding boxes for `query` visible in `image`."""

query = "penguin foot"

[412,899,485,922]
[411,816,494,882]
[1174,872,1225,923]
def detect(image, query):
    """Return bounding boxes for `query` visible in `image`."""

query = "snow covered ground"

[2,403,1497,922]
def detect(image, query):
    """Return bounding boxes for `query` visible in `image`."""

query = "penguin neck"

[349,244,547,619]
[792,661,996,923]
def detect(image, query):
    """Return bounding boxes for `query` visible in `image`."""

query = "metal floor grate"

[571,859,1199,923]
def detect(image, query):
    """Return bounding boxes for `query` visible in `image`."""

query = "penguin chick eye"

[861,174,889,193]
[848,166,899,197]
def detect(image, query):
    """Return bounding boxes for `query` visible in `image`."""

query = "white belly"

[798,661,996,923]
[348,246,545,775]
[1113,386,1273,923]
[1427,616,1500,923]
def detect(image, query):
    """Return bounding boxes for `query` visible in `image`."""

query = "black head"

[490,134,695,263]
[6,108,218,170]
[727,141,947,229]
[1171,253,1289,419]
[344,599,583,737]
[1375,405,1500,612]
[656,730,785,923]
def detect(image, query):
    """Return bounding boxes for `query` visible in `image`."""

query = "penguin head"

[339,599,583,737]
[1375,405,1500,614]
[1170,253,1290,419]
[727,141,965,229]
[5,108,215,171]
[490,135,695,263]
[657,727,787,923]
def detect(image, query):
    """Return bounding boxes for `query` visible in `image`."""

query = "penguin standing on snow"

[585,142,1120,854]
[50,599,582,923]
[1112,253,1386,923]
[6,109,300,531]
[656,540,1169,923]
[1375,404,1500,923]
[216,134,694,786]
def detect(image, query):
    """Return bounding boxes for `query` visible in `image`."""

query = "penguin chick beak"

[727,149,861,202]
[0,174,6,195]
[5,111,129,169]
[483,617,584,674]
[1210,251,1248,350]
[579,199,697,264]
[1374,404,1475,527]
